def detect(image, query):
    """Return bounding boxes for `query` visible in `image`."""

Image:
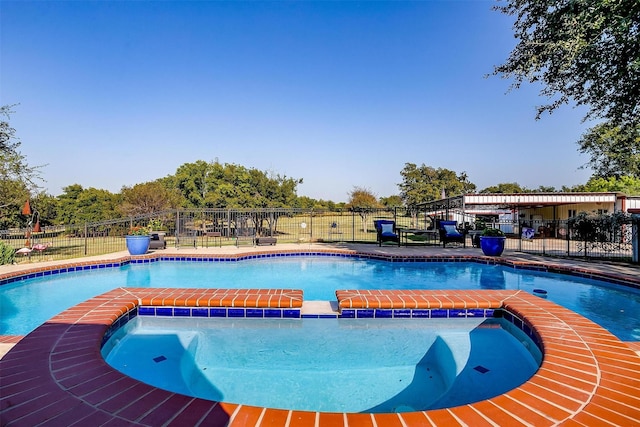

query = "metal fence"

[1,208,638,264]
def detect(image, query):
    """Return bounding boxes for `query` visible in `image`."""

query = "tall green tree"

[479,182,528,194]
[493,0,640,129]
[577,123,640,179]
[0,105,46,228]
[399,163,476,227]
[379,195,403,208]
[172,160,211,208]
[56,184,119,224]
[119,181,182,217]
[575,176,640,194]
[171,160,301,209]
[398,163,476,206]
[346,186,381,232]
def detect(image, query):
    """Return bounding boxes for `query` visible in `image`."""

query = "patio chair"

[235,215,256,247]
[374,219,400,247]
[149,232,167,250]
[438,220,466,248]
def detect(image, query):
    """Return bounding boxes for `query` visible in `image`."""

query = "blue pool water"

[102,316,541,413]
[1,257,639,340]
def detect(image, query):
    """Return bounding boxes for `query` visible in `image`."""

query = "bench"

[256,237,277,246]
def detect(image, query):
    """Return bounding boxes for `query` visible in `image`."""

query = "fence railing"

[1,208,638,264]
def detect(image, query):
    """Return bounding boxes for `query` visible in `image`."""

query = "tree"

[379,195,403,208]
[0,105,46,228]
[170,160,301,209]
[577,123,640,179]
[399,163,476,206]
[346,186,381,232]
[398,163,476,226]
[493,0,640,129]
[56,184,119,225]
[480,182,527,193]
[577,176,640,195]
[172,160,211,208]
[119,181,182,217]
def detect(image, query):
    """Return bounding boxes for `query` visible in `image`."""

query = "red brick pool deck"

[1,245,639,426]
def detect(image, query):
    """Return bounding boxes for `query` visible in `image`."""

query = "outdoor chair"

[149,232,166,250]
[373,219,400,247]
[438,220,466,248]
[235,215,256,247]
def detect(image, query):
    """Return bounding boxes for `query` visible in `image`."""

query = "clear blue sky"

[1,1,594,203]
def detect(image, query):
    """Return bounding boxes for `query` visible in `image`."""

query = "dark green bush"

[481,228,505,237]
[0,241,16,265]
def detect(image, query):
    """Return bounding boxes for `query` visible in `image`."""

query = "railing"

[1,208,637,264]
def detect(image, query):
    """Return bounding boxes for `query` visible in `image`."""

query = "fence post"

[566,221,571,257]
[351,211,355,242]
[84,223,88,255]
[633,217,639,264]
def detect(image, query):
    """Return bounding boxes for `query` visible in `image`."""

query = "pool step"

[301,300,339,316]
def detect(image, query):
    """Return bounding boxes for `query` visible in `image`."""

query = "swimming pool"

[102,316,541,413]
[2,255,639,340]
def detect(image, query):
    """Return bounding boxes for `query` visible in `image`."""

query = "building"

[420,192,640,237]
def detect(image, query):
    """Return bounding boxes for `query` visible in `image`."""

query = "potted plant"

[479,227,506,256]
[125,225,151,255]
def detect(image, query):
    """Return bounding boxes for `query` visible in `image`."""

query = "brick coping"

[1,250,640,426]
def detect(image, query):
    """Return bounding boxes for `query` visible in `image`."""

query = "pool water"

[1,257,639,340]
[102,316,541,413]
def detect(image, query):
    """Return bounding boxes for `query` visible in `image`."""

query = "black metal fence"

[1,208,638,264]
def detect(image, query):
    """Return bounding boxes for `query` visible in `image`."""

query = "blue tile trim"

[136,306,303,319]
[210,308,227,317]
[174,308,190,317]
[283,309,300,318]
[228,308,245,318]
[393,309,412,318]
[191,308,209,317]
[264,308,282,318]
[246,309,264,318]
[340,309,355,318]
[411,309,430,318]
[356,309,375,318]
[156,307,173,316]
[374,309,393,318]
[138,306,155,316]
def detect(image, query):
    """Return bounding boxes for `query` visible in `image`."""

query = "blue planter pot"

[125,235,150,255]
[480,236,506,256]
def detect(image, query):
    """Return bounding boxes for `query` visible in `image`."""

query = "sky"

[1,1,595,203]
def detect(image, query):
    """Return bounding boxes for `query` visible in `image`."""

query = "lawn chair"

[438,220,466,248]
[373,219,400,247]
[235,215,256,247]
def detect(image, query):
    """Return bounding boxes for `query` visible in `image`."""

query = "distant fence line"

[1,208,638,263]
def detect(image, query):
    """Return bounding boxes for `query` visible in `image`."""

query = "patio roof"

[418,192,623,214]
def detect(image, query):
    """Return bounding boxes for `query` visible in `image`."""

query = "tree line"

[2,108,640,229]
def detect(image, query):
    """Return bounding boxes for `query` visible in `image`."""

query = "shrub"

[0,241,16,265]
[481,227,505,237]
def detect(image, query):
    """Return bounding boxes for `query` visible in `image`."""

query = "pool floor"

[1,245,640,426]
